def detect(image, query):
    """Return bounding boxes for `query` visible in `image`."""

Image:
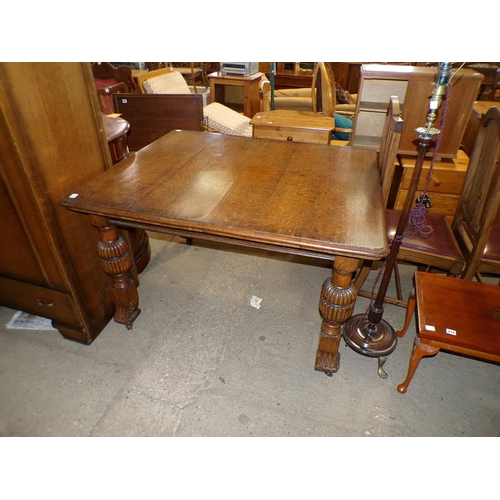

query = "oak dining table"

[60,130,389,376]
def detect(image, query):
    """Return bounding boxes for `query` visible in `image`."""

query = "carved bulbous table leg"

[89,215,140,329]
[316,256,359,376]
[127,228,151,274]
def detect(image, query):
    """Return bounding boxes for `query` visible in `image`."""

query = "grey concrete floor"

[1,233,499,438]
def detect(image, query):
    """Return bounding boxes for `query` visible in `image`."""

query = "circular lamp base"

[343,313,397,358]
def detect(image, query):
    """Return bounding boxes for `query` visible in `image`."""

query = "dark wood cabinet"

[0,63,130,344]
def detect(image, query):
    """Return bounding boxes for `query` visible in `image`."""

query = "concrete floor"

[1,233,499,438]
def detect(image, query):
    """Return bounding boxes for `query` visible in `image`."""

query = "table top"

[415,271,500,354]
[61,131,388,260]
[251,110,336,132]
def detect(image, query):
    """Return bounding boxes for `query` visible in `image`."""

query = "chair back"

[168,62,207,90]
[379,96,403,206]
[487,68,500,101]
[95,80,126,114]
[451,106,500,279]
[91,62,136,93]
[136,67,179,93]
[352,97,403,296]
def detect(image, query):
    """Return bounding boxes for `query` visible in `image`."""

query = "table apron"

[110,218,384,262]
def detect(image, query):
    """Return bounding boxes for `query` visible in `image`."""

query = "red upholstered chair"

[91,63,137,115]
[354,96,403,292]
[94,79,126,115]
[451,106,500,281]
[91,62,137,92]
[356,106,500,306]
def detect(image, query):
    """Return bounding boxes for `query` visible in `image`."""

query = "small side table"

[251,110,335,145]
[397,271,500,394]
[208,71,264,118]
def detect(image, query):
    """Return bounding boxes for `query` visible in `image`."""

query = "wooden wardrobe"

[0,62,136,344]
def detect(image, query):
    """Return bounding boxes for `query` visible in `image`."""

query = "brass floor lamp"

[343,63,453,378]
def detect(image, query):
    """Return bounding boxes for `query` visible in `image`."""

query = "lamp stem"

[343,63,452,377]
[368,136,431,321]
[368,62,452,315]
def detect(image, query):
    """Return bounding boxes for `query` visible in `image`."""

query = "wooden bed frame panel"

[113,93,204,151]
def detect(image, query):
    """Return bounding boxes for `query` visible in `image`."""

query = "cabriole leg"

[397,338,440,394]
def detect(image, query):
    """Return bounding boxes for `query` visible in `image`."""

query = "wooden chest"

[394,150,469,219]
[251,110,335,145]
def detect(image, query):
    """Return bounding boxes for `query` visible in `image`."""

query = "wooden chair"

[91,62,137,93]
[354,96,404,292]
[136,66,178,94]
[95,81,126,115]
[396,271,500,394]
[451,106,500,281]
[487,68,500,101]
[92,62,138,114]
[356,106,500,307]
[136,66,269,138]
[137,67,211,105]
[169,62,207,91]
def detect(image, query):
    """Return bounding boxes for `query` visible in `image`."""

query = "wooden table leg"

[244,79,260,118]
[211,82,226,106]
[395,287,416,338]
[316,256,359,376]
[397,338,440,394]
[89,215,140,329]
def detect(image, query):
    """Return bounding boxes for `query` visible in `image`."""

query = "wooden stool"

[396,271,500,394]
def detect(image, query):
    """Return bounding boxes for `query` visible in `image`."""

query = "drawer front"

[253,126,332,144]
[0,275,82,327]
[400,167,466,195]
[395,190,459,217]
